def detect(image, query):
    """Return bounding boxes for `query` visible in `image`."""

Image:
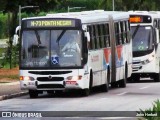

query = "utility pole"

[8,12,12,69]
[68,6,85,12]
[19,5,39,26]
[113,0,115,11]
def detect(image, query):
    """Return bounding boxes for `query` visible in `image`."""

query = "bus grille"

[132,61,142,72]
[37,77,64,81]
[37,84,64,89]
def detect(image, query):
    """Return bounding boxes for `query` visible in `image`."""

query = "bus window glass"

[131,26,153,52]
[97,24,102,48]
[21,30,82,68]
[115,22,119,45]
[21,30,50,67]
[120,22,123,44]
[100,24,104,48]
[57,30,82,67]
[105,24,110,47]
[88,26,92,49]
[90,25,95,49]
[93,25,97,49]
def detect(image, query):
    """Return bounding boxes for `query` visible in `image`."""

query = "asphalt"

[0,82,28,101]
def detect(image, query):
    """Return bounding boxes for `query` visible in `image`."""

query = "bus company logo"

[91,55,99,62]
[116,45,123,60]
[104,48,111,63]
[48,75,52,80]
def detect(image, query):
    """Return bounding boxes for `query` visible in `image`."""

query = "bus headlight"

[141,56,154,65]
[20,76,35,81]
[67,75,82,81]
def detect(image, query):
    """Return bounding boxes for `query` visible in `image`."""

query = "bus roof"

[22,10,129,24]
[128,11,160,18]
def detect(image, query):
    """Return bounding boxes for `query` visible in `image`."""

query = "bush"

[0,14,8,39]
[138,99,160,120]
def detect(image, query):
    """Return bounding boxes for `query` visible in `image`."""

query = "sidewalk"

[0,81,28,101]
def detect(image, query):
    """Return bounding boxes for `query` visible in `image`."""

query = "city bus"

[129,11,160,82]
[14,10,132,98]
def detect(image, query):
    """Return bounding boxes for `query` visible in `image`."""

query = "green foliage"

[1,0,160,69]
[0,14,8,38]
[138,99,160,120]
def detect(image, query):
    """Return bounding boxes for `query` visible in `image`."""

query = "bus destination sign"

[27,19,76,28]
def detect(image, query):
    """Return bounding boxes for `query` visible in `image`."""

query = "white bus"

[15,10,132,98]
[129,11,160,82]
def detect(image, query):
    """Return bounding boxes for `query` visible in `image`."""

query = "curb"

[0,91,28,101]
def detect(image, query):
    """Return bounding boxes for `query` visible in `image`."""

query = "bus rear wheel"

[81,89,90,96]
[101,70,110,92]
[153,73,160,82]
[119,66,127,88]
[29,90,38,98]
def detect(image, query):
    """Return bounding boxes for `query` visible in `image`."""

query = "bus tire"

[154,73,160,82]
[119,65,127,88]
[111,82,118,88]
[82,89,90,96]
[101,70,110,92]
[29,90,38,98]
[132,76,140,82]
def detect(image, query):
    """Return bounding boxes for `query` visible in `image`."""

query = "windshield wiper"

[132,25,140,39]
[56,30,66,43]
[35,30,41,46]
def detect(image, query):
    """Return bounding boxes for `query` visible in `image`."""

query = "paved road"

[0,79,159,120]
[0,82,28,100]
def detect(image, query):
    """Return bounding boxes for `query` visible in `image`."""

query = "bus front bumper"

[20,80,82,91]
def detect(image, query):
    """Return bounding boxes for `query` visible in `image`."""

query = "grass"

[138,99,160,120]
[0,74,19,80]
[0,67,19,83]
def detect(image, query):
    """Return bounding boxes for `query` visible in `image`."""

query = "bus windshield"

[21,29,82,68]
[131,26,153,52]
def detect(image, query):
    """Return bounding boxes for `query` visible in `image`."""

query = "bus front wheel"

[153,73,160,82]
[29,90,38,98]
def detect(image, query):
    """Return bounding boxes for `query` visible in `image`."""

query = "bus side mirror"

[13,34,19,46]
[13,26,21,46]
[85,32,90,42]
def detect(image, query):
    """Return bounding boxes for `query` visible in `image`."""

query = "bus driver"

[62,34,80,53]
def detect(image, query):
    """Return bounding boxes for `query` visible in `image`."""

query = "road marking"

[65,117,80,119]
[99,117,134,119]
[117,92,127,96]
[139,86,150,90]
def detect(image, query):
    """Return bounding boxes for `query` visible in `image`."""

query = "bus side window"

[102,24,107,47]
[97,24,102,48]
[118,22,122,45]
[90,25,96,49]
[95,25,100,49]
[88,25,92,49]
[100,24,104,48]
[126,20,131,43]
[93,25,97,49]
[105,24,110,47]
[120,21,124,44]
[115,22,119,45]
[123,21,127,44]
